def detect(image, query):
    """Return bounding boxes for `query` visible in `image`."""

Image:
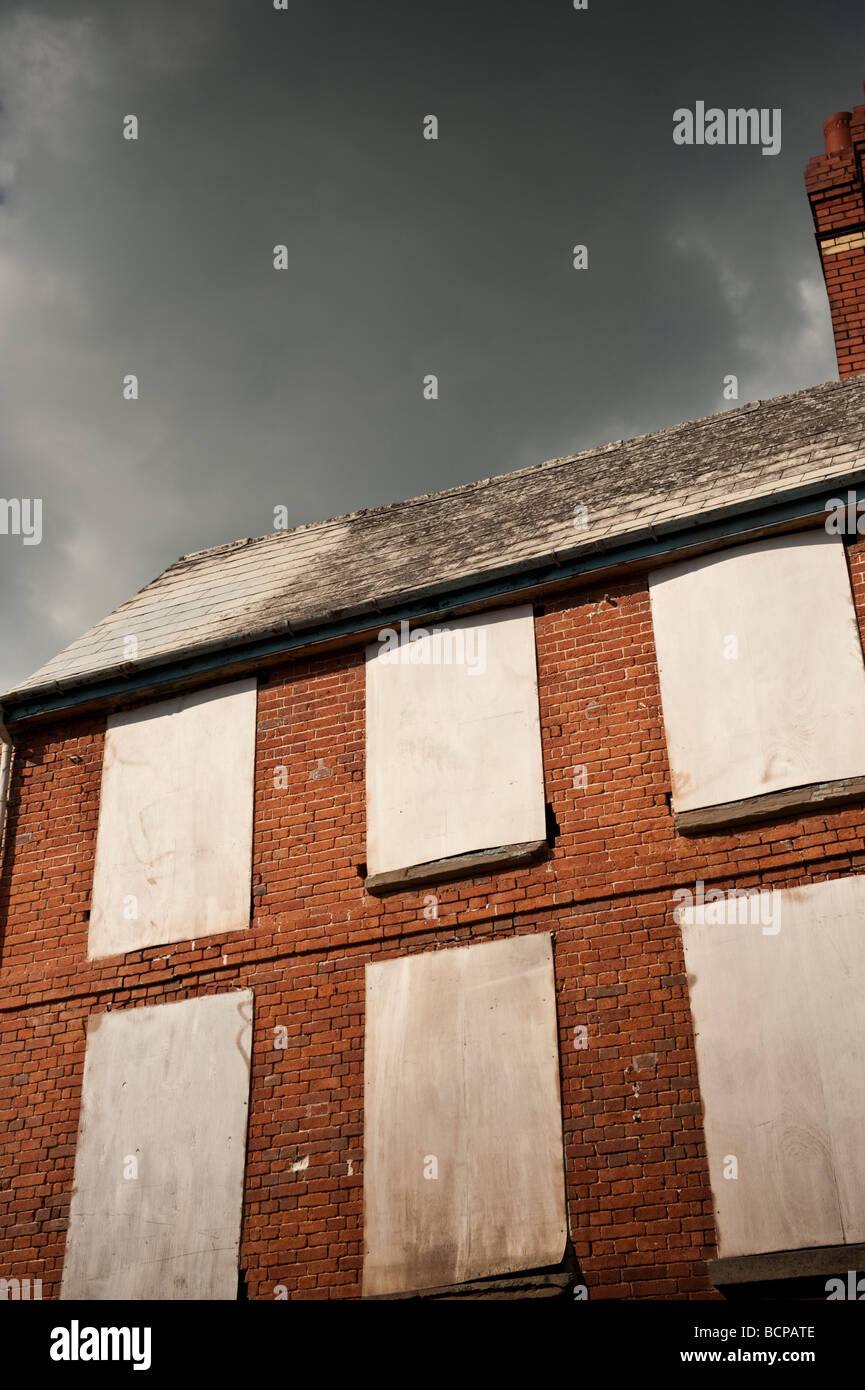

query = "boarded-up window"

[648,533,865,814]
[365,606,546,877]
[680,875,865,1258]
[363,932,566,1296]
[89,678,257,958]
[61,990,253,1300]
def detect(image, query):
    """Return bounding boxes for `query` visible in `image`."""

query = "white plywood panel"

[363,932,567,1296]
[681,875,865,1258]
[648,533,865,813]
[365,606,546,876]
[61,989,253,1300]
[89,678,257,958]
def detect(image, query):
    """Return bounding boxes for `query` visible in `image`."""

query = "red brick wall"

[3,536,865,1300]
[806,99,865,379]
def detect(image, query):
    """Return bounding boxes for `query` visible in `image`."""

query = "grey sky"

[1,0,863,691]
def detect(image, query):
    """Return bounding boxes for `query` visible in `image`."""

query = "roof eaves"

[6,469,859,721]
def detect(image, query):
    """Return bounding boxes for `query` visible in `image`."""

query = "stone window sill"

[709,1241,865,1287]
[674,775,865,835]
[364,1261,576,1300]
[365,839,548,896]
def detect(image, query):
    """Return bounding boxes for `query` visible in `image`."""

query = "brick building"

[3,84,865,1302]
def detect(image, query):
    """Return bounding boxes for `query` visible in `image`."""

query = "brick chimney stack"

[805,82,865,377]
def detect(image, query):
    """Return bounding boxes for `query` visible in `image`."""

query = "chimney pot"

[824,110,853,156]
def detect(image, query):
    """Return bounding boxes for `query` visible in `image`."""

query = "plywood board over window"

[365,605,546,879]
[89,678,257,958]
[61,989,253,1300]
[648,532,865,817]
[363,931,567,1297]
[680,875,865,1259]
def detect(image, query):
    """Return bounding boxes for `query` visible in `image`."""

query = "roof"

[6,375,865,713]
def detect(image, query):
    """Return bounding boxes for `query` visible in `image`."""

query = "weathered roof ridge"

[170,379,844,573]
[7,374,865,712]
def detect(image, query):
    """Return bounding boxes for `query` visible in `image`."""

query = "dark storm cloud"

[0,0,863,690]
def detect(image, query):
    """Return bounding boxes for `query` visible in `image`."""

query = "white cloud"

[670,218,836,399]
